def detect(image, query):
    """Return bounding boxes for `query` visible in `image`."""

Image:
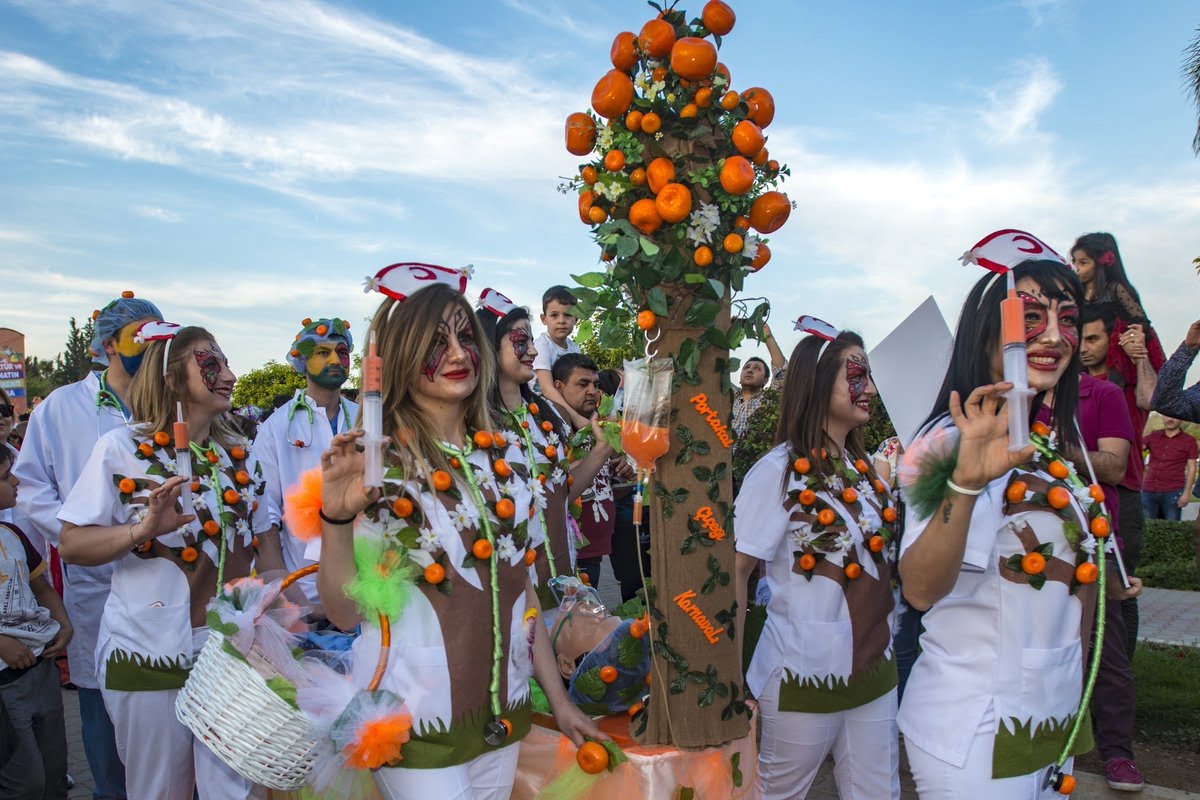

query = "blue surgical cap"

[286,318,354,374]
[90,295,164,365]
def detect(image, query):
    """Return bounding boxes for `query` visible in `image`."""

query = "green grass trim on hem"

[778,653,898,714]
[992,710,1093,780]
[383,697,533,770]
[104,648,190,691]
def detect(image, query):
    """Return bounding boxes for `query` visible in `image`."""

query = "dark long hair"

[1071,232,1142,311]
[775,330,874,484]
[923,259,1082,448]
[476,306,567,433]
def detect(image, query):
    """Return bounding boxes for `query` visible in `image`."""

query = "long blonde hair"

[128,326,243,450]
[369,284,497,478]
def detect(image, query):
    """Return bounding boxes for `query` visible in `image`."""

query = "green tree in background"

[231,361,305,410]
[575,310,641,370]
[55,317,96,385]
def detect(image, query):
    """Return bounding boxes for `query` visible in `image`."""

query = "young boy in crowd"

[533,285,590,429]
[0,445,72,798]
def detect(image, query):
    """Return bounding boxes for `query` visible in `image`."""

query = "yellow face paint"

[305,341,351,389]
[112,319,151,358]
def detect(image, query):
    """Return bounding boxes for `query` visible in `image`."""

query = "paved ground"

[60,577,1200,798]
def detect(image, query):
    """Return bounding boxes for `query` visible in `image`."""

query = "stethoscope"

[286,393,353,448]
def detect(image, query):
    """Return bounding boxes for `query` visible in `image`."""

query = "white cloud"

[978,58,1062,145]
[134,205,182,222]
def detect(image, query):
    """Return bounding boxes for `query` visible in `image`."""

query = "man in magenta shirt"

[1141,416,1198,521]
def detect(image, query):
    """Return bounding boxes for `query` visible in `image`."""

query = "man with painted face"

[253,317,357,605]
[547,577,650,716]
[13,291,164,800]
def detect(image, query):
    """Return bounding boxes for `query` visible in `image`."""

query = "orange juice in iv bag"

[621,419,670,472]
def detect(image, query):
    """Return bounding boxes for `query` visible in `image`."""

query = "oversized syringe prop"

[174,401,194,517]
[363,331,384,488]
[1000,271,1035,451]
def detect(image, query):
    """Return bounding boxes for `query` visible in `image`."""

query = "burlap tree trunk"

[637,295,750,747]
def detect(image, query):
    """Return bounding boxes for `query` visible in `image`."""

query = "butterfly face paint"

[422,305,480,382]
[194,350,225,393]
[1018,290,1080,350]
[845,352,870,405]
[507,325,533,362]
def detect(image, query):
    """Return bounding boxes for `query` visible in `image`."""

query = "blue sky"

[2,0,1198,391]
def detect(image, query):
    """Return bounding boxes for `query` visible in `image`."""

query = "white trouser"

[101,684,265,800]
[373,745,520,800]
[756,670,900,800]
[905,707,1075,800]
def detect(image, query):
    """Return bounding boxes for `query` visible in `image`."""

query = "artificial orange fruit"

[577,741,610,774]
[1031,421,1051,437]
[693,245,713,267]
[565,112,597,156]
[798,489,816,506]
[524,548,537,566]
[592,70,635,118]
[719,156,755,194]
[719,90,739,110]
[203,520,220,536]
[599,666,618,683]
[473,539,494,559]
[882,506,898,523]
[844,562,862,580]
[118,478,136,494]
[702,0,736,35]
[1006,480,1028,504]
[646,157,675,194]
[1090,516,1111,537]
[793,457,811,473]
[732,120,765,157]
[629,166,647,186]
[655,182,693,223]
[749,190,790,232]
[1075,563,1098,584]
[651,65,667,83]
[694,86,713,108]
[741,87,776,127]
[432,470,453,491]
[392,497,413,518]
[638,18,675,58]
[752,147,769,166]
[629,198,663,234]
[138,442,153,457]
[474,430,495,449]
[637,310,657,330]
[750,243,771,270]
[181,546,198,563]
[604,149,626,172]
[493,459,512,478]
[766,159,779,171]
[581,165,597,184]
[1048,460,1069,480]
[588,206,607,224]
[230,445,247,460]
[224,488,240,505]
[817,508,836,526]
[640,112,662,134]
[869,535,886,553]
[153,431,170,446]
[714,62,731,87]
[235,469,250,485]
[1088,484,1105,503]
[670,37,717,81]
[1046,486,1071,509]
[799,553,816,571]
[495,498,516,519]
[1021,552,1046,575]
[610,31,638,71]
[723,232,744,253]
[679,102,699,119]
[625,109,643,132]
[842,487,858,503]
[578,190,595,224]
[855,459,870,474]
[628,702,644,717]
[424,563,445,584]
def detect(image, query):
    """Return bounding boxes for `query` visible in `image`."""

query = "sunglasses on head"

[0,404,13,418]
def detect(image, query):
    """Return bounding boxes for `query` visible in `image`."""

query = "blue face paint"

[118,350,146,376]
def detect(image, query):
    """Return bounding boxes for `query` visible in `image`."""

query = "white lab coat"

[252,389,356,603]
[13,372,130,689]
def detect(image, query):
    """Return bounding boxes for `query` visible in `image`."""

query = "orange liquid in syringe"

[621,421,669,470]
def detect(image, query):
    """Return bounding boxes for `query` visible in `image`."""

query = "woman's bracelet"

[319,508,357,526]
[945,477,985,496]
[128,522,140,549]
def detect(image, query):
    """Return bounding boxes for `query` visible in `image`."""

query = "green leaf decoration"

[646,286,669,316]
[618,634,645,669]
[574,667,607,702]
[639,237,660,256]
[1028,573,1046,590]
[731,752,743,787]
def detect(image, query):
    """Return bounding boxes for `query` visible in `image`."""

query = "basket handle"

[277,563,389,692]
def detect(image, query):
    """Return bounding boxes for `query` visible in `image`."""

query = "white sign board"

[869,296,954,447]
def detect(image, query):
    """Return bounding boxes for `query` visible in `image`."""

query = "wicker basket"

[175,564,320,791]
